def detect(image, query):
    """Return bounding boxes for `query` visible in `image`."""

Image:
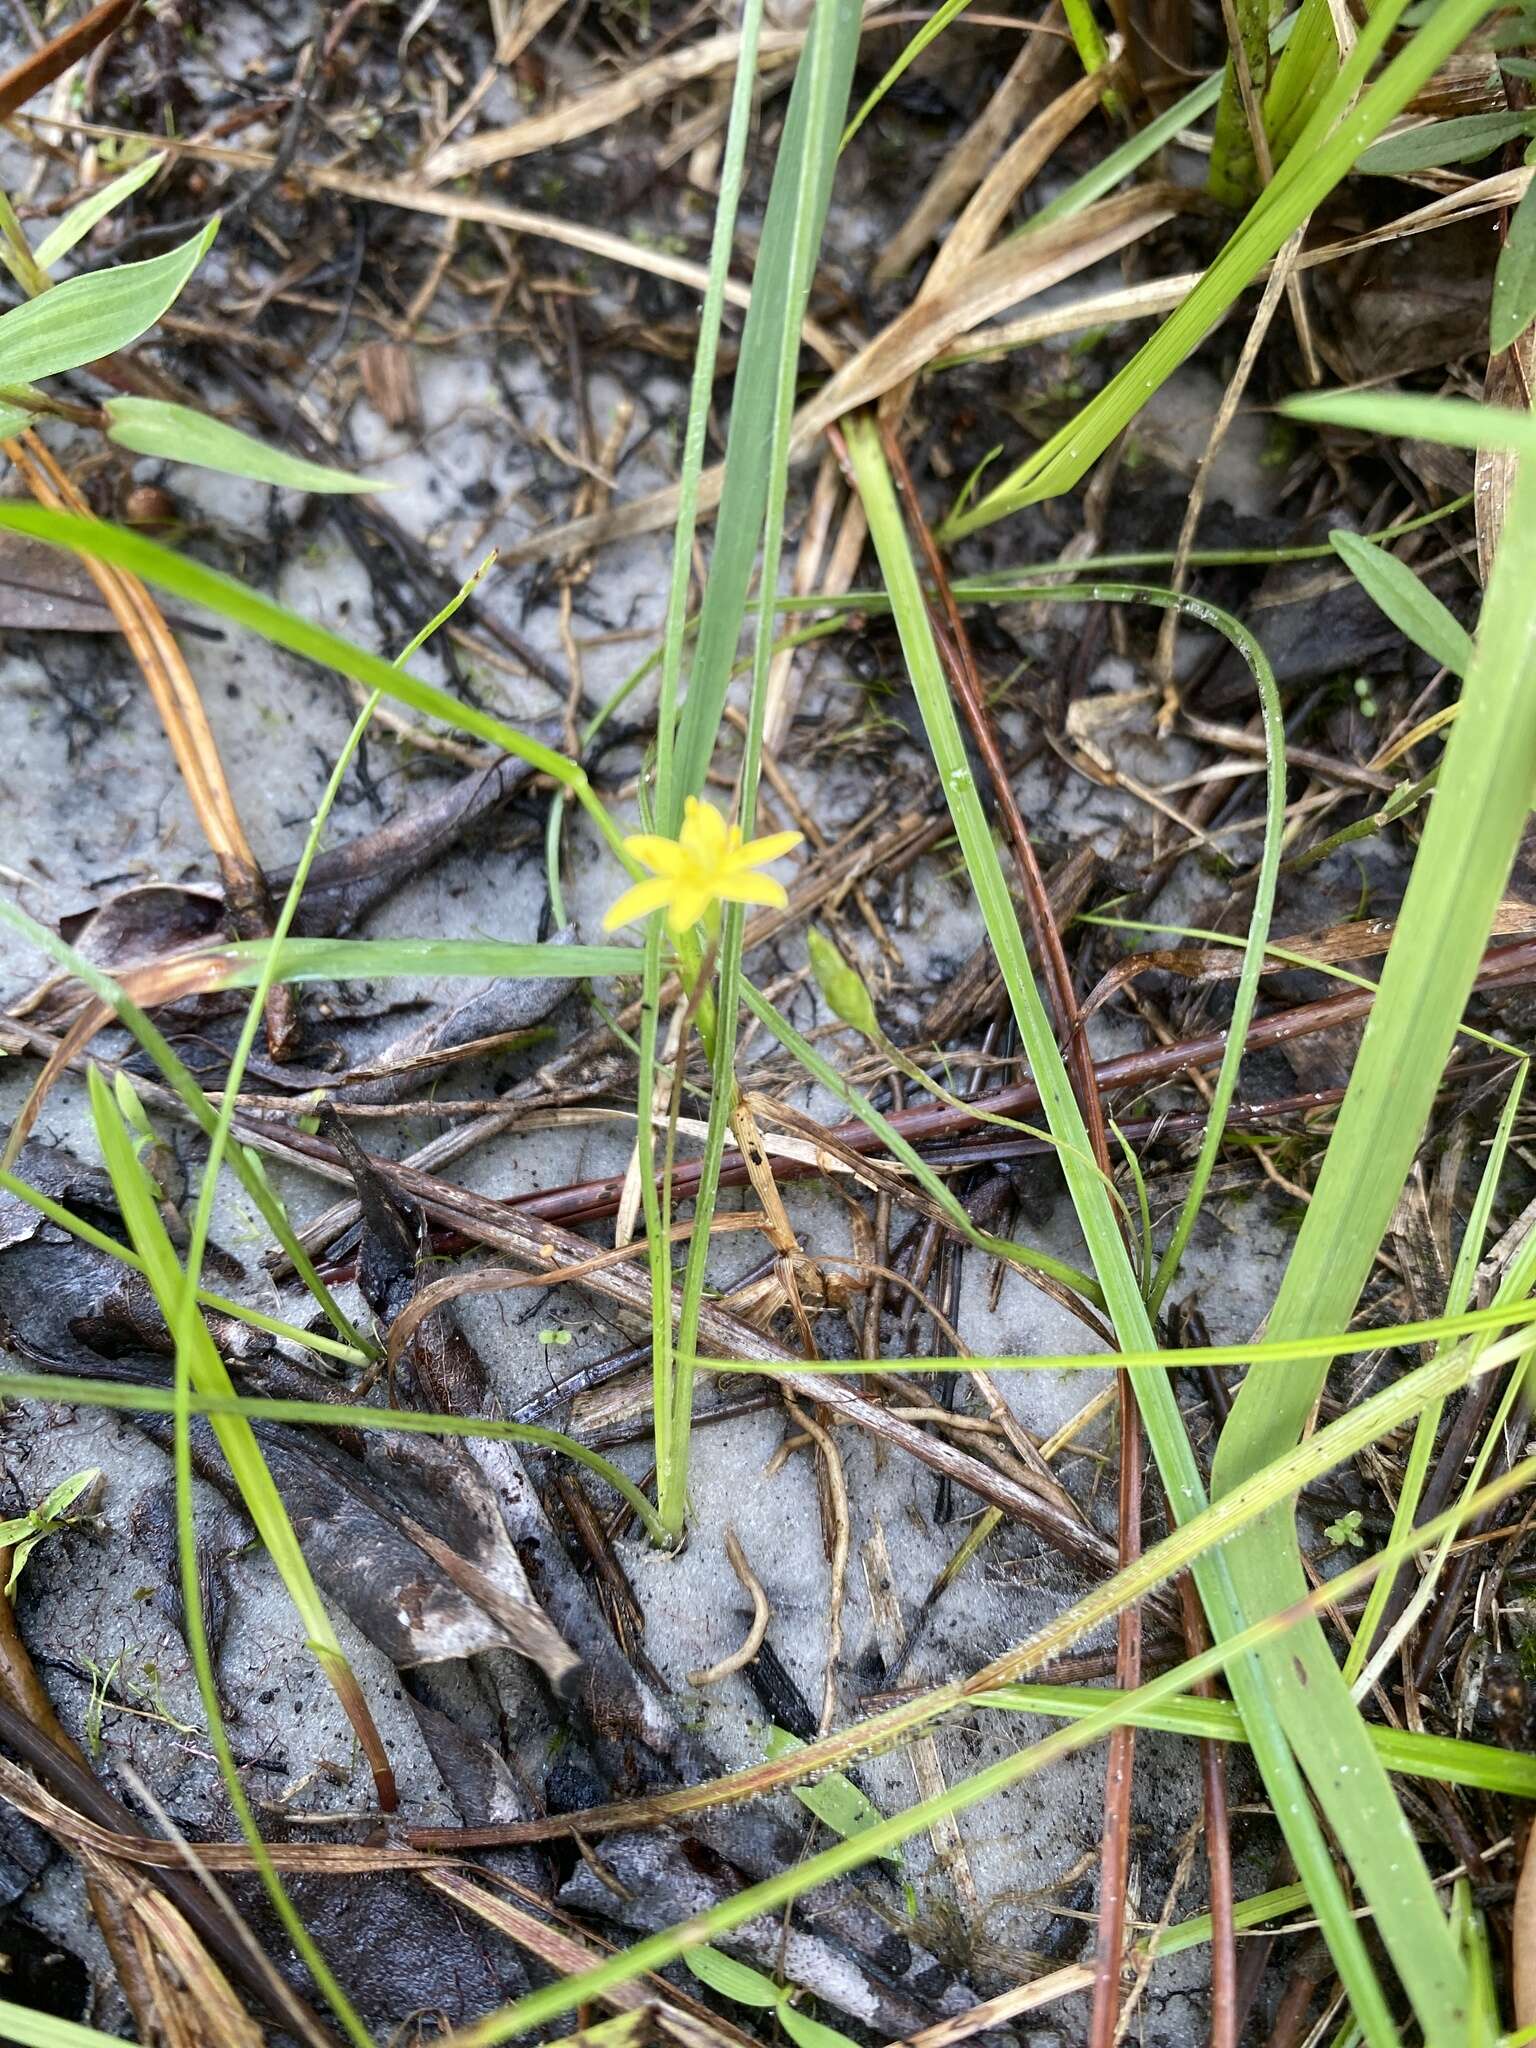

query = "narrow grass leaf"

[33,152,165,269]
[0,221,216,385]
[1211,441,1536,2039]
[0,505,631,856]
[842,0,973,147]
[1284,388,1536,457]
[1358,110,1535,174]
[670,0,862,809]
[214,937,639,984]
[1492,179,1536,354]
[973,1683,1536,1799]
[1330,529,1474,676]
[104,396,392,493]
[941,0,1497,537]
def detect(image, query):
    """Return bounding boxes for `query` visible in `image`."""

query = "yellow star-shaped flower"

[603,795,803,936]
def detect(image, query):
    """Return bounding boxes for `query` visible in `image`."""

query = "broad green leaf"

[0,402,30,435]
[764,1725,898,1857]
[1491,178,1536,353]
[0,221,217,387]
[1358,109,1534,174]
[1330,529,1474,676]
[683,1948,782,2007]
[104,396,392,494]
[34,153,165,270]
[777,2002,862,2048]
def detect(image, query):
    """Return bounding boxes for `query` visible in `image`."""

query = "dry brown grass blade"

[872,0,1069,286]
[421,20,811,181]
[420,1872,757,2048]
[1477,323,1536,587]
[892,1963,1098,2046]
[0,1562,161,2036]
[3,433,296,1058]
[947,164,1533,363]
[380,1209,769,1375]
[0,948,241,1169]
[927,58,1116,292]
[0,1742,340,2039]
[27,115,847,367]
[501,184,1180,564]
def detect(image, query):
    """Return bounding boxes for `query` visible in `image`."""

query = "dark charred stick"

[499,946,1536,1224]
[510,1251,785,1425]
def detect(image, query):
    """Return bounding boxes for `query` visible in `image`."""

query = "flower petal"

[665,882,713,933]
[602,876,677,930]
[734,828,802,868]
[622,834,688,877]
[716,871,789,911]
[681,795,729,864]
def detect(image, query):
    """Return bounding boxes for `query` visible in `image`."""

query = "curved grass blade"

[0,504,627,862]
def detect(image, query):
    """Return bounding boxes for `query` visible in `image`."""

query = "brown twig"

[4,432,298,1058]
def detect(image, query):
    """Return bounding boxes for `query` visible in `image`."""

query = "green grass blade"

[212,938,639,984]
[739,974,1103,1299]
[842,0,974,147]
[670,0,863,809]
[0,504,626,862]
[628,0,767,1539]
[0,898,365,1348]
[1345,1062,1527,1686]
[842,410,1409,2042]
[86,1068,372,2044]
[1211,444,1536,2041]
[33,153,166,270]
[0,1165,366,1364]
[972,1682,1536,1800]
[940,0,1496,538]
